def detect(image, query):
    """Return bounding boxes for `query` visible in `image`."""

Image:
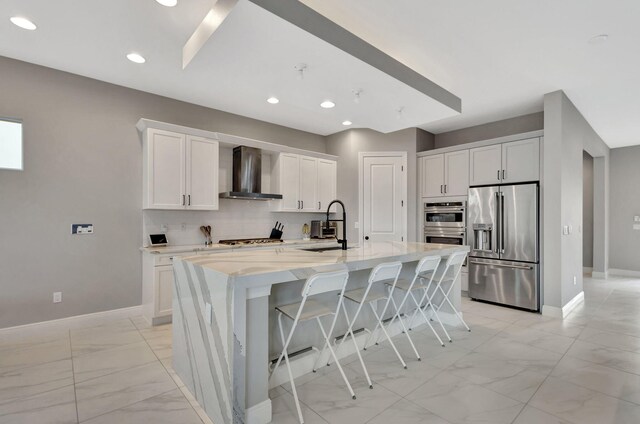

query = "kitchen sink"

[298,246,352,252]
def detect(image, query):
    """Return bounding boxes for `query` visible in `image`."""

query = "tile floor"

[1,275,640,424]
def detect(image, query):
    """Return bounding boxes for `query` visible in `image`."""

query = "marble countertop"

[181,241,469,283]
[140,238,336,255]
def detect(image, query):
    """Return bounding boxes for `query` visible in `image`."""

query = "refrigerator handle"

[500,192,505,254]
[494,192,500,253]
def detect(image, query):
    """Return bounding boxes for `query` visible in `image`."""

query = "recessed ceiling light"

[10,17,37,31]
[267,97,279,104]
[156,0,178,6]
[126,53,146,64]
[320,100,335,109]
[342,120,352,126]
[588,34,609,44]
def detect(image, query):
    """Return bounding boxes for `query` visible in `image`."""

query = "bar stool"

[386,256,447,347]
[270,270,356,424]
[336,262,416,373]
[430,250,471,333]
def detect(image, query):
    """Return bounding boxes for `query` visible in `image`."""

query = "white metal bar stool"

[430,250,471,332]
[336,262,412,372]
[386,256,447,348]
[270,270,355,424]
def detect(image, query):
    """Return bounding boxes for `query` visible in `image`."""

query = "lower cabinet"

[142,253,179,326]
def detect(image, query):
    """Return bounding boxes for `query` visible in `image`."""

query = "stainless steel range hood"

[219,146,283,201]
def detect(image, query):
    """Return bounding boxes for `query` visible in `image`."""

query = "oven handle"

[424,207,466,213]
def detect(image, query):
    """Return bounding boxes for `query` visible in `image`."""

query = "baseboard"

[583,267,593,273]
[591,271,608,279]
[608,268,640,278]
[0,305,143,337]
[245,399,272,424]
[542,291,584,319]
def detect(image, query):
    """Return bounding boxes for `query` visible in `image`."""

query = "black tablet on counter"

[149,234,168,247]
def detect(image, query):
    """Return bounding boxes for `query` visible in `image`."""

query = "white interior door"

[362,155,405,242]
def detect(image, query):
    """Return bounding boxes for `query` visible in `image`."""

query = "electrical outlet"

[562,225,570,235]
[354,221,359,229]
[573,276,577,285]
[53,292,62,303]
[71,224,94,235]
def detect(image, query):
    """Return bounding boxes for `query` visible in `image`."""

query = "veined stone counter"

[172,241,469,424]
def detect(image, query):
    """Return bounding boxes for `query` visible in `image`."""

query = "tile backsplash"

[143,199,325,246]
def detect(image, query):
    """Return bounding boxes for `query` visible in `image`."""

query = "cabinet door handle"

[440,185,443,194]
[182,195,185,206]
[188,194,191,206]
[497,170,500,181]
[301,200,304,209]
[318,201,321,210]
[444,184,447,194]
[502,170,506,180]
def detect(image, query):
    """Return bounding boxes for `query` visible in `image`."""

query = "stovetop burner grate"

[218,238,284,246]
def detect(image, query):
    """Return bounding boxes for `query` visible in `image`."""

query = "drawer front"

[154,255,179,266]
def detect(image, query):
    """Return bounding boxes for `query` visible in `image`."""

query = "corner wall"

[542,91,609,312]
[609,145,640,272]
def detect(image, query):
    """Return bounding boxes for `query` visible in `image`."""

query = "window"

[0,119,23,170]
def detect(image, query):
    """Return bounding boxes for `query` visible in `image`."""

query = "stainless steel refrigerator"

[467,183,539,311]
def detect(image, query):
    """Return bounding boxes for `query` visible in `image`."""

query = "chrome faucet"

[326,199,347,250]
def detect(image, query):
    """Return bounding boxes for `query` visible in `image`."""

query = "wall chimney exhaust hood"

[219,146,283,200]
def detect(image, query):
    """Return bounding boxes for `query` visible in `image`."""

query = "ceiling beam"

[248,0,461,113]
[183,0,239,69]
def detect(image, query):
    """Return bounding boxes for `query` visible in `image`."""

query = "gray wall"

[583,152,594,268]
[609,146,640,271]
[432,112,544,149]
[326,128,421,244]
[543,91,609,310]
[0,56,326,329]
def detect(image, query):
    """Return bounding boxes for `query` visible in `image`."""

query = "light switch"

[562,225,570,235]
[72,224,94,235]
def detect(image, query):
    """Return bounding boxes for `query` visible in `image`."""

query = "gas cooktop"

[218,238,284,246]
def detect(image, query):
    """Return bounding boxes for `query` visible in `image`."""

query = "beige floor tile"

[474,334,564,375]
[75,361,176,422]
[512,405,572,424]
[0,337,71,370]
[0,385,77,424]
[530,376,640,424]
[406,371,524,424]
[368,399,451,424]
[72,341,157,383]
[447,351,547,403]
[270,391,328,424]
[566,340,640,375]
[70,319,143,357]
[81,388,201,424]
[0,359,73,403]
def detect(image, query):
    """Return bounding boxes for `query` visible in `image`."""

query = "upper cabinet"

[273,153,337,212]
[421,150,469,197]
[143,128,219,210]
[501,138,540,184]
[470,137,539,186]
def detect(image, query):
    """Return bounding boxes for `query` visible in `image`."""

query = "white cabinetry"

[143,128,219,210]
[469,144,502,186]
[273,153,337,212]
[421,150,469,197]
[142,253,178,325]
[317,159,337,212]
[501,138,540,184]
[470,137,539,185]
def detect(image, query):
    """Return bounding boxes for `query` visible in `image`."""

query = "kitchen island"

[172,241,469,424]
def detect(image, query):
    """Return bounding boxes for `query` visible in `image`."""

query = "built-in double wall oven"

[424,201,467,250]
